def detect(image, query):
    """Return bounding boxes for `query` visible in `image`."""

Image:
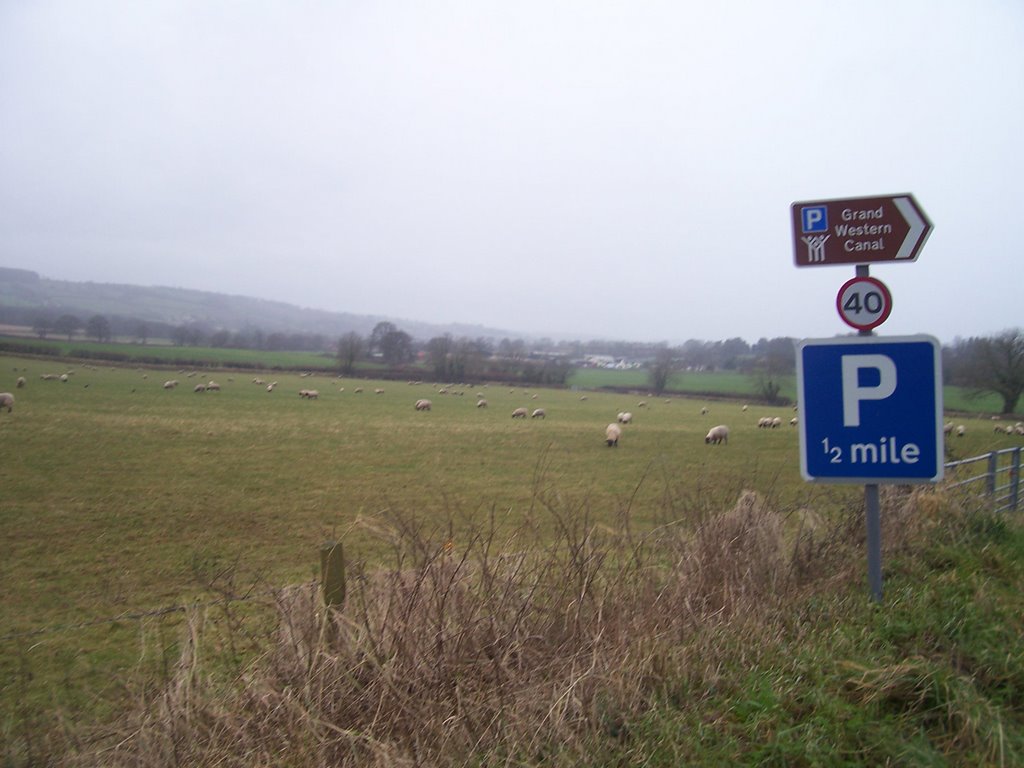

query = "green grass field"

[3,353,1022,765]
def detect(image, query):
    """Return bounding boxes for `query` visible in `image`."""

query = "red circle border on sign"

[836,276,893,331]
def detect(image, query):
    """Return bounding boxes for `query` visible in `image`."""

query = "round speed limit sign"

[836,276,892,331]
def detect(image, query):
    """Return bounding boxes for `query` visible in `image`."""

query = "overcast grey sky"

[1,1,1021,343]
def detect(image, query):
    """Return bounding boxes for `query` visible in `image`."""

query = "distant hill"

[0,267,513,341]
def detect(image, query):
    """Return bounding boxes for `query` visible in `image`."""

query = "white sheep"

[605,423,621,447]
[16,377,25,389]
[375,388,385,394]
[790,417,798,427]
[512,407,528,419]
[771,417,782,428]
[531,408,546,419]
[163,380,178,389]
[943,422,954,436]
[700,406,709,415]
[0,392,13,412]
[299,389,320,399]
[618,412,633,424]
[956,425,965,437]
[476,399,488,408]
[194,383,206,393]
[206,381,221,391]
[758,417,772,428]
[705,425,730,444]
[415,399,432,411]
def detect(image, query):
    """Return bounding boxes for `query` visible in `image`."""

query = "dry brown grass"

[56,486,939,767]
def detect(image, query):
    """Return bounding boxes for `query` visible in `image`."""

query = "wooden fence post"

[320,541,346,611]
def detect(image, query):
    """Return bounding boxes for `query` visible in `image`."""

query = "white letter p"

[841,354,896,427]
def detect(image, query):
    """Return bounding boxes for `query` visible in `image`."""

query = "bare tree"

[955,329,1024,414]
[53,314,81,341]
[379,329,413,365]
[32,316,51,339]
[85,315,112,343]
[748,337,795,405]
[647,345,675,395]
[369,321,397,357]
[426,334,455,379]
[337,331,364,375]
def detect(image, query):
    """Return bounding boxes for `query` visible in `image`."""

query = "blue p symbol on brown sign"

[801,206,828,233]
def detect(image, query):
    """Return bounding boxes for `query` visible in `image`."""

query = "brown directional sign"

[791,193,932,267]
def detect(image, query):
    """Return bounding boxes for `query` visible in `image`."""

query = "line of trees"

[643,337,797,402]
[643,329,1024,413]
[18,311,1024,412]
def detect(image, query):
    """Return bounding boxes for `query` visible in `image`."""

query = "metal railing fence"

[944,447,1022,513]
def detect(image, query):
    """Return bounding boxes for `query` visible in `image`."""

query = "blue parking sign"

[800,205,828,233]
[796,336,943,483]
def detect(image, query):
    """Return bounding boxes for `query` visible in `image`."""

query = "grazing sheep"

[415,399,432,411]
[512,407,529,419]
[253,378,265,385]
[943,422,954,436]
[637,401,647,408]
[354,387,363,393]
[194,384,206,393]
[790,417,798,426]
[579,396,588,401]
[375,388,385,394]
[742,404,749,412]
[476,399,488,408]
[605,423,621,447]
[60,374,69,382]
[758,417,772,428]
[705,424,730,444]
[206,381,221,391]
[956,425,965,437]
[16,376,25,389]
[531,408,546,419]
[163,380,178,389]
[771,417,782,428]
[0,392,13,412]
[618,412,633,424]
[700,406,709,415]
[299,389,320,399]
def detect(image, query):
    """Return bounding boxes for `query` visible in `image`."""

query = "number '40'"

[843,290,883,314]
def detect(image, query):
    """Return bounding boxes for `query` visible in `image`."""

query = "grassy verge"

[9,486,1022,766]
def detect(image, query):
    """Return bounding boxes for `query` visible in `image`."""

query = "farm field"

[2,353,1022,763]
